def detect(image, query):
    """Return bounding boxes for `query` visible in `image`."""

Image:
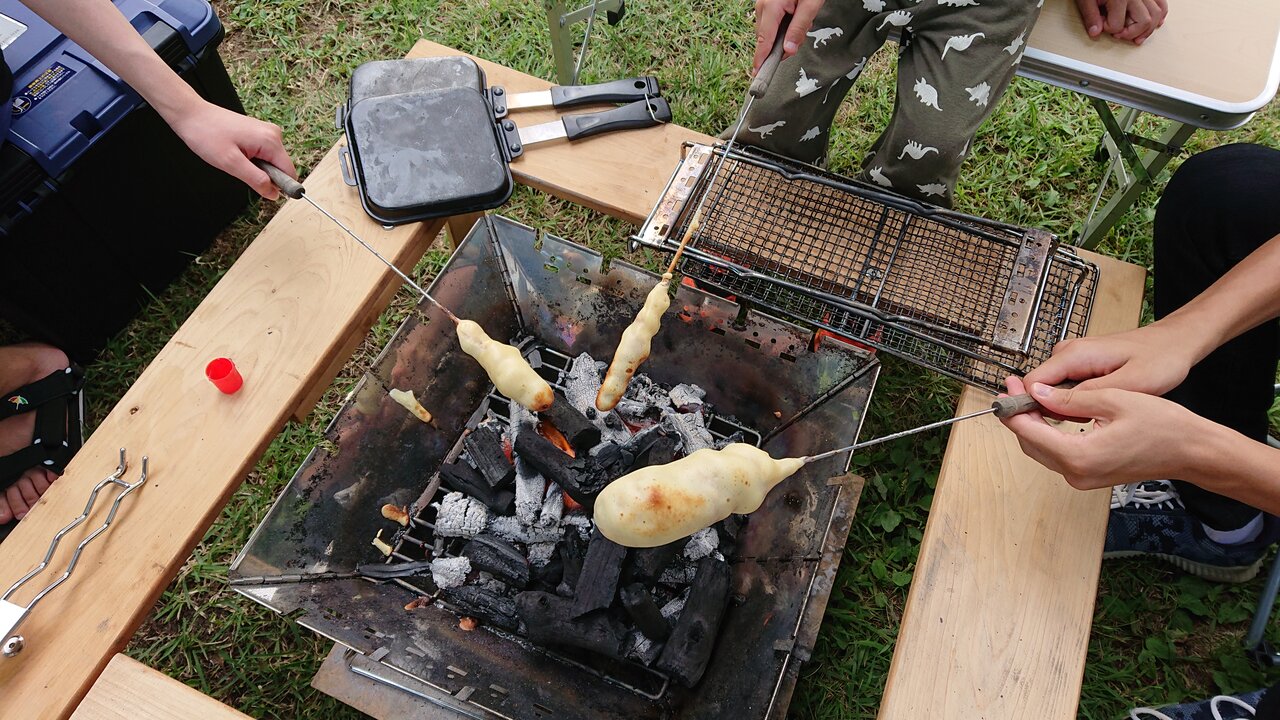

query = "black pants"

[1155,143,1280,531]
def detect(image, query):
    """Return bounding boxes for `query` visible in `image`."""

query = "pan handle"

[252,159,305,200]
[550,77,661,108]
[561,97,672,141]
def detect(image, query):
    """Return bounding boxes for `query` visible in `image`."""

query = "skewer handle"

[991,381,1078,418]
[750,15,790,98]
[252,159,304,200]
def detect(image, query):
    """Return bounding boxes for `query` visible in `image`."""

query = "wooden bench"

[70,654,249,720]
[0,39,1145,720]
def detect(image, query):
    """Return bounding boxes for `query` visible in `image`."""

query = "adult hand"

[1000,376,1208,490]
[1024,320,1201,398]
[753,0,825,75]
[168,100,297,200]
[1075,0,1167,45]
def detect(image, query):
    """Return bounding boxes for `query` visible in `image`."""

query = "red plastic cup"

[205,357,243,394]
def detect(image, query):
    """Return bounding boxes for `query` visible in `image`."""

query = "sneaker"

[1128,689,1265,720]
[1105,481,1275,583]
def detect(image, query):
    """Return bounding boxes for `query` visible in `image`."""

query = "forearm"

[1190,421,1280,516]
[20,0,203,123]
[1162,232,1280,363]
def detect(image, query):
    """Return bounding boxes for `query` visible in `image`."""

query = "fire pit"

[231,216,878,719]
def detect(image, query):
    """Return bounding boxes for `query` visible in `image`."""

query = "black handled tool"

[500,76,662,111]
[513,97,672,147]
[804,383,1079,463]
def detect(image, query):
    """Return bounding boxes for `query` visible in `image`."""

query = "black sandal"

[0,364,85,489]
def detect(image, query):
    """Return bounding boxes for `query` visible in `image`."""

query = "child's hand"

[1075,0,1167,45]
[167,99,296,200]
[753,0,825,74]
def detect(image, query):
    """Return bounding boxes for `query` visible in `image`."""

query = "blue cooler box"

[0,0,250,359]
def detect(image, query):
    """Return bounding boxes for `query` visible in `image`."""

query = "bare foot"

[0,342,71,523]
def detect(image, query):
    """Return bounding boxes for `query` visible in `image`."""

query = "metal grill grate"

[638,145,1098,391]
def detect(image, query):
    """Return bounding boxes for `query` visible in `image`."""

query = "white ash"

[487,515,563,545]
[663,409,715,454]
[659,562,698,585]
[430,556,471,589]
[659,589,689,621]
[668,383,706,412]
[513,458,546,526]
[564,352,632,443]
[624,630,663,665]
[472,573,509,594]
[714,431,745,450]
[683,527,720,561]
[537,482,563,528]
[527,541,558,567]
[624,375,673,414]
[613,399,650,418]
[434,492,489,538]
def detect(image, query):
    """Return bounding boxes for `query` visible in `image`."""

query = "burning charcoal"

[440,460,515,514]
[620,583,671,641]
[538,482,564,528]
[486,515,562,545]
[626,539,685,586]
[719,514,747,542]
[662,409,715,454]
[668,384,706,412]
[634,434,680,470]
[532,550,563,590]
[442,585,520,632]
[683,527,720,562]
[656,557,732,687]
[463,424,514,488]
[623,630,664,666]
[462,534,530,588]
[624,374,673,413]
[572,529,628,617]
[527,541,557,568]
[660,589,689,622]
[556,532,588,597]
[539,392,601,452]
[434,492,490,538]
[591,442,635,481]
[513,458,546,526]
[658,562,698,586]
[430,557,472,589]
[563,353,604,414]
[358,560,433,580]
[516,591,625,658]
[514,431,608,509]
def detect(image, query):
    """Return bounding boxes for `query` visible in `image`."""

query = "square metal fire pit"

[230,216,878,719]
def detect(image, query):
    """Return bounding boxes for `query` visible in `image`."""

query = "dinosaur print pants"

[736,0,1043,207]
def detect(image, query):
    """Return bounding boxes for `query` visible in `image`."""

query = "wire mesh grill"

[663,146,1098,390]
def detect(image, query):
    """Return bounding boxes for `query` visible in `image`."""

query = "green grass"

[12,0,1280,716]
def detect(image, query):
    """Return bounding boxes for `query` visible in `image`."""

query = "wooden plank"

[0,141,442,720]
[407,39,712,226]
[445,212,484,249]
[878,252,1147,720]
[70,655,250,720]
[1029,0,1280,107]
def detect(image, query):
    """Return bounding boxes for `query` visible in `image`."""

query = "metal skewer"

[253,160,460,324]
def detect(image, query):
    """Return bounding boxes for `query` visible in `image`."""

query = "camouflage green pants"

[735,0,1043,207]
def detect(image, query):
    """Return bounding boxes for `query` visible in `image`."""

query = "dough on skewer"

[596,273,672,412]
[456,320,554,412]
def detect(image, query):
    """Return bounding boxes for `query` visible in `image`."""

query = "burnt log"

[463,424,514,488]
[539,393,601,452]
[592,442,636,482]
[441,586,521,632]
[514,431,607,509]
[655,556,731,687]
[440,460,515,514]
[516,591,625,658]
[620,583,671,641]
[625,538,685,586]
[634,434,680,469]
[572,529,628,617]
[462,534,530,588]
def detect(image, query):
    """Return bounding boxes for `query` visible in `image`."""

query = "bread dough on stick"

[456,319,554,412]
[594,444,804,548]
[596,273,672,412]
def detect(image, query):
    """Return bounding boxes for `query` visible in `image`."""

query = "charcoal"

[659,562,698,585]
[634,434,680,470]
[514,431,608,509]
[591,442,635,481]
[434,492,490,538]
[487,515,562,545]
[539,393,602,452]
[626,538,685,586]
[624,630,664,666]
[440,460,515,514]
[556,532,588,597]
[620,583,671,641]
[668,383,706,412]
[442,585,520,632]
[572,529,628,617]
[430,557,472,589]
[714,431,745,450]
[663,409,715,454]
[659,589,689,621]
[656,557,731,687]
[463,424,514,488]
[517,591,625,658]
[683,527,720,562]
[357,560,433,580]
[462,534,530,588]
[513,458,545,526]
[532,550,564,591]
[527,541,557,568]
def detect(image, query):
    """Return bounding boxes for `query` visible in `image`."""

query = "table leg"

[445,212,485,249]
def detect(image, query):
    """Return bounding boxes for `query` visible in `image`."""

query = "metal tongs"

[1,448,148,657]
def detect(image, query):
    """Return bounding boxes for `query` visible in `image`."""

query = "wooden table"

[70,655,248,720]
[0,39,1144,720]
